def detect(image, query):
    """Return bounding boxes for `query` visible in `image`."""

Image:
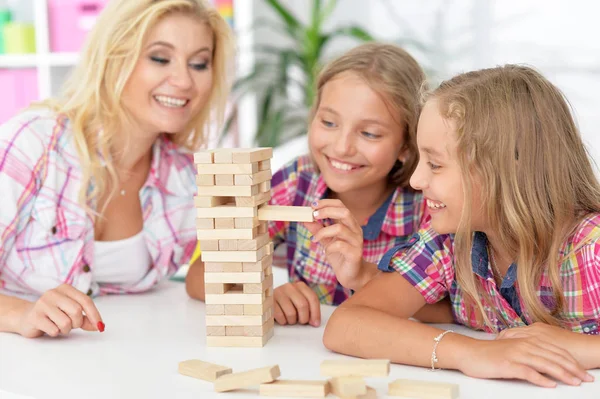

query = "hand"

[273,282,321,327]
[460,336,594,387]
[497,322,600,370]
[16,284,104,338]
[304,199,370,290]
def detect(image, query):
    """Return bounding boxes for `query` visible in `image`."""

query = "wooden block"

[236,191,271,207]
[219,239,238,251]
[214,150,233,164]
[214,365,280,392]
[258,159,271,171]
[358,386,377,399]
[215,174,234,186]
[197,227,258,240]
[199,240,220,251]
[197,174,215,186]
[201,244,270,263]
[243,254,273,272]
[235,170,272,186]
[259,380,330,397]
[207,327,274,347]
[258,221,268,235]
[244,273,273,294]
[205,271,264,284]
[244,317,274,337]
[205,304,225,315]
[194,196,231,208]
[258,205,314,222]
[224,304,244,315]
[215,218,235,229]
[206,292,266,305]
[197,204,257,218]
[329,377,366,397]
[178,359,231,382]
[197,218,214,229]
[235,217,260,229]
[244,296,274,315]
[232,148,273,164]
[193,151,215,164]
[237,233,270,251]
[204,262,243,272]
[321,359,390,377]
[206,326,226,336]
[206,315,267,326]
[198,184,259,197]
[388,379,459,399]
[225,326,245,336]
[259,180,271,193]
[197,163,259,175]
[205,283,235,294]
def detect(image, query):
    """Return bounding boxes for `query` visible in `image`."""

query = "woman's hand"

[273,282,321,327]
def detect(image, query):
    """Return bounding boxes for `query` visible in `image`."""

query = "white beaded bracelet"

[430,330,454,371]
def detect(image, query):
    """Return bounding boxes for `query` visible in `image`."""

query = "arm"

[0,294,31,334]
[185,257,206,301]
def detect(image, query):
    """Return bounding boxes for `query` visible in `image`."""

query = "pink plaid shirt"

[0,109,197,297]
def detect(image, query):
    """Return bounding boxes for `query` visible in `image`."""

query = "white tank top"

[94,231,151,285]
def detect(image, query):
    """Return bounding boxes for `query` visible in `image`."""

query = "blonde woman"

[324,65,600,387]
[0,0,233,338]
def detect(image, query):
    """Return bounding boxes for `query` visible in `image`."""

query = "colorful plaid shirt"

[269,155,426,305]
[378,214,600,335]
[0,109,197,298]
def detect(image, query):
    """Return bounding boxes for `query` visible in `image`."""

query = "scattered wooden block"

[214,365,280,392]
[244,273,273,294]
[258,205,314,222]
[197,174,215,186]
[214,218,235,229]
[358,386,377,399]
[259,380,330,397]
[197,227,259,240]
[329,376,367,397]
[207,328,274,347]
[388,379,459,399]
[204,262,243,272]
[197,163,259,175]
[215,174,234,186]
[238,233,270,251]
[194,196,231,208]
[320,359,390,377]
[199,240,220,251]
[196,204,257,218]
[205,304,225,315]
[243,254,273,272]
[178,359,232,382]
[235,170,272,186]
[224,304,244,315]
[232,148,273,164]
[236,191,271,207]
[204,271,264,284]
[197,184,260,197]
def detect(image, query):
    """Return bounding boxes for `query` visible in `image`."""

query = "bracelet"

[430,330,454,371]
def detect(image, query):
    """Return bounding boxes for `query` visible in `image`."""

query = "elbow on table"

[322,305,349,352]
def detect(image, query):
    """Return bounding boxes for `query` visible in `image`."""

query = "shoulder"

[154,136,196,196]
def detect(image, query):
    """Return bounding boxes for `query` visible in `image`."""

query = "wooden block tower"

[193,148,314,347]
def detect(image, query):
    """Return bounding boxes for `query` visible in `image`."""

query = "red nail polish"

[97,321,105,332]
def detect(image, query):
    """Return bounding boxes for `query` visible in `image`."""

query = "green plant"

[225,0,375,148]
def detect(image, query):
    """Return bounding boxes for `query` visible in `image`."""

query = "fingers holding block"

[178,359,232,382]
[214,365,280,392]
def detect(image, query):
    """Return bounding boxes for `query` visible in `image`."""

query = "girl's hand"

[17,284,104,338]
[461,337,594,387]
[496,322,600,370]
[304,199,370,290]
[273,282,321,327]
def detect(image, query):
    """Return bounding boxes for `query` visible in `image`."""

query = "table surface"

[1,271,599,399]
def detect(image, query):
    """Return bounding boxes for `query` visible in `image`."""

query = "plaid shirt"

[269,155,426,305]
[379,214,600,335]
[0,110,197,298]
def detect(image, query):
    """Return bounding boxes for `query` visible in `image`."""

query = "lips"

[154,95,189,108]
[326,155,363,172]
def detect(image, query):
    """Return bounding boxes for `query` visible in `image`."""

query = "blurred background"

[1,0,599,172]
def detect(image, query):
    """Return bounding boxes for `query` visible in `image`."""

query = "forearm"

[573,332,600,369]
[350,261,379,291]
[323,304,474,370]
[413,296,455,324]
[0,293,30,334]
[185,259,206,301]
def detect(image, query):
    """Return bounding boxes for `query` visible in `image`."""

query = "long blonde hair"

[42,0,234,214]
[427,65,600,329]
[311,43,427,188]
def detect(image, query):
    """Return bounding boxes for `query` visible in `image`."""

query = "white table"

[1,277,599,399]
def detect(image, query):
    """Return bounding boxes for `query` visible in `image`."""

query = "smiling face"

[121,12,214,136]
[308,71,406,196]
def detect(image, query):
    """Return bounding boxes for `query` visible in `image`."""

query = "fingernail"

[312,201,318,207]
[312,320,320,327]
[313,210,319,218]
[572,378,582,385]
[585,373,595,382]
[97,321,105,332]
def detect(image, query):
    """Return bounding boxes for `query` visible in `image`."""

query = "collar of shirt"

[471,232,518,288]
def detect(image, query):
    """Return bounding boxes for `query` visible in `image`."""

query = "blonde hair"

[41,0,234,215]
[426,65,600,330]
[311,43,426,187]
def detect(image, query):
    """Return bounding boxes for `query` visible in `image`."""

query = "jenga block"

[238,233,270,251]
[206,292,266,305]
[258,205,314,222]
[219,239,238,251]
[236,191,271,207]
[178,359,232,382]
[207,327,274,347]
[329,377,366,397]
[205,271,264,284]
[194,196,231,208]
[199,240,220,251]
[193,151,215,164]
[215,218,235,229]
[244,296,274,315]
[224,304,244,315]
[201,243,270,263]
[197,163,259,175]
[204,262,243,272]
[197,227,259,240]
[259,180,271,193]
[225,326,245,336]
[320,359,391,377]
[205,304,225,315]
[259,380,330,397]
[197,218,214,229]
[214,365,280,392]
[358,386,377,399]
[243,317,274,337]
[206,315,268,326]
[197,174,215,186]
[198,184,260,197]
[214,150,233,164]
[196,205,258,218]
[235,217,260,229]
[206,326,226,336]
[232,148,273,164]
[258,221,268,235]
[235,170,272,186]
[243,254,273,272]
[258,159,270,171]
[215,174,234,186]
[205,283,235,294]
[244,273,273,294]
[388,379,458,399]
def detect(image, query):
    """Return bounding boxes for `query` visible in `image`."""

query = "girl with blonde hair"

[324,65,600,387]
[0,0,234,338]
